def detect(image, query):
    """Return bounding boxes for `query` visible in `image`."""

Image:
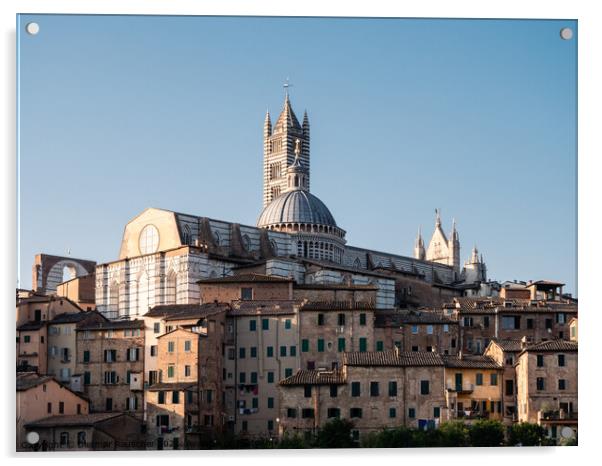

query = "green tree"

[468,419,505,447]
[438,421,470,447]
[278,434,308,449]
[314,418,356,448]
[509,422,548,446]
[361,426,414,448]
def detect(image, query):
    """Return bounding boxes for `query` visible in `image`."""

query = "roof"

[25,412,123,428]
[17,321,45,331]
[49,312,97,324]
[452,297,577,314]
[343,350,444,367]
[443,355,502,370]
[524,340,578,353]
[228,300,300,316]
[273,93,301,131]
[77,319,145,331]
[197,273,293,284]
[16,373,54,391]
[528,280,565,287]
[294,283,378,291]
[147,382,197,391]
[257,189,338,228]
[300,301,375,311]
[375,310,456,327]
[279,369,346,386]
[488,339,524,353]
[145,302,230,319]
[17,295,84,311]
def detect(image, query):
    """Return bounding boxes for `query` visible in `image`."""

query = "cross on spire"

[283,77,293,97]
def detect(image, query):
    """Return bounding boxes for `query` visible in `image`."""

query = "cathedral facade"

[95,93,487,319]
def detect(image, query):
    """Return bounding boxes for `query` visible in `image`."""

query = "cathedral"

[95,92,488,319]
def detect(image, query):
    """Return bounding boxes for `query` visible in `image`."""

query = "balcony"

[539,410,578,422]
[446,383,474,394]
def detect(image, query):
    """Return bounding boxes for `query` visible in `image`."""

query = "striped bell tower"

[263,88,310,207]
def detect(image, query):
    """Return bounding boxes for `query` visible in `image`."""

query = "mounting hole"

[26,22,40,35]
[560,27,573,40]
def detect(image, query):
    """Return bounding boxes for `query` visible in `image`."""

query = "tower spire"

[435,208,441,227]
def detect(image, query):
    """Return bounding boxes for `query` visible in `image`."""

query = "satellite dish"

[560,427,575,439]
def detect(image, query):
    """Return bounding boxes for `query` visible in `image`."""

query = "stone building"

[450,296,577,354]
[374,309,460,355]
[24,412,143,451]
[75,319,145,418]
[278,349,446,441]
[198,273,293,303]
[56,273,97,311]
[569,317,578,341]
[32,253,96,295]
[515,340,578,441]
[442,355,503,423]
[47,311,107,384]
[16,320,48,375]
[483,338,523,424]
[17,372,89,451]
[16,293,82,327]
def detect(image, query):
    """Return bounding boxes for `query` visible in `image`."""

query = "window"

[172,391,180,404]
[104,349,117,362]
[527,318,534,329]
[451,338,456,348]
[251,372,258,384]
[536,377,545,391]
[490,373,498,386]
[150,345,157,357]
[240,287,253,300]
[250,346,257,358]
[330,385,338,398]
[463,317,473,327]
[558,379,567,390]
[242,421,248,432]
[239,372,246,384]
[304,385,312,398]
[501,316,520,330]
[411,325,418,334]
[285,368,293,378]
[338,314,346,326]
[239,347,246,359]
[443,324,449,333]
[476,373,483,386]
[505,355,514,365]
[77,431,86,448]
[434,407,441,418]
[268,397,274,409]
[376,341,384,352]
[249,320,257,331]
[317,314,325,326]
[558,354,566,367]
[412,345,419,352]
[206,390,213,403]
[103,371,117,384]
[83,371,91,385]
[545,318,553,329]
[287,408,297,418]
[267,420,274,431]
[389,407,397,418]
[185,365,191,377]
[285,319,291,330]
[47,402,52,413]
[359,338,367,352]
[483,316,490,328]
[184,340,191,352]
[351,382,361,397]
[126,347,140,361]
[426,325,434,335]
[252,398,258,409]
[408,407,416,418]
[59,401,64,414]
[267,371,274,383]
[388,381,398,397]
[60,432,69,447]
[350,408,363,418]
[420,380,430,395]
[317,339,325,352]
[537,355,544,367]
[338,338,346,352]
[77,404,81,415]
[106,398,113,411]
[290,345,297,356]
[168,365,175,378]
[83,350,90,363]
[302,408,315,419]
[267,346,274,357]
[557,313,566,324]
[505,379,514,396]
[280,346,287,357]
[370,382,380,397]
[262,318,269,330]
[167,341,175,353]
[360,313,367,325]
[301,339,309,352]
[153,322,161,333]
[328,408,341,418]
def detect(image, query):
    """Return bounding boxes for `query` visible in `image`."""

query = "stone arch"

[33,254,96,294]
[164,270,177,305]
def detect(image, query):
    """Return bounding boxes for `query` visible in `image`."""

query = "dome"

[257,189,337,228]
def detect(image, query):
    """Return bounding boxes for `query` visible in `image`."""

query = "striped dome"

[257,189,337,228]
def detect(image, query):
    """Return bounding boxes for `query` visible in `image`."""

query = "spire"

[450,217,459,241]
[471,245,479,263]
[414,226,426,260]
[275,92,301,131]
[264,109,272,136]
[435,208,441,227]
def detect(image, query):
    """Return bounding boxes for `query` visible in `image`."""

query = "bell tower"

[263,84,310,207]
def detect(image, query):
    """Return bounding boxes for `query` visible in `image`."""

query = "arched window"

[138,271,149,316]
[77,431,87,448]
[270,239,278,255]
[242,234,251,251]
[165,272,177,305]
[182,225,191,245]
[353,258,362,268]
[213,230,221,246]
[62,264,77,283]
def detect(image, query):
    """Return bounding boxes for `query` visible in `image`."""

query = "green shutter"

[338,338,346,352]
[359,338,367,352]
[376,341,384,352]
[317,339,325,352]
[301,339,309,352]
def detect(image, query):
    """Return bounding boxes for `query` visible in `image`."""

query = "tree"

[314,418,356,448]
[278,433,308,449]
[509,423,548,446]
[361,426,414,448]
[468,420,505,447]
[438,421,470,447]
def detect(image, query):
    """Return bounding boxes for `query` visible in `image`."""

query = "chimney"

[458,350,463,360]
[520,336,528,349]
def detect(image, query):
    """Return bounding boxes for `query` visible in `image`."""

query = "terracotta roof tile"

[489,339,524,352]
[300,301,375,311]
[343,350,444,367]
[443,355,501,369]
[76,319,145,331]
[25,412,124,428]
[279,369,346,386]
[228,300,300,316]
[197,273,293,284]
[525,340,578,352]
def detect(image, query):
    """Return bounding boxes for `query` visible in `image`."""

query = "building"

[56,273,97,310]
[24,412,143,451]
[278,349,446,442]
[17,372,89,451]
[442,354,503,423]
[32,253,96,295]
[374,309,460,355]
[515,340,578,442]
[74,319,145,417]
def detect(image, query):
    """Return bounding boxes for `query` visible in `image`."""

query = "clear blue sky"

[17,15,577,294]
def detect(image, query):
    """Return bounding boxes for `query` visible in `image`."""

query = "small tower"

[414,227,426,260]
[284,139,309,192]
[462,245,488,284]
[263,86,310,207]
[448,218,461,274]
